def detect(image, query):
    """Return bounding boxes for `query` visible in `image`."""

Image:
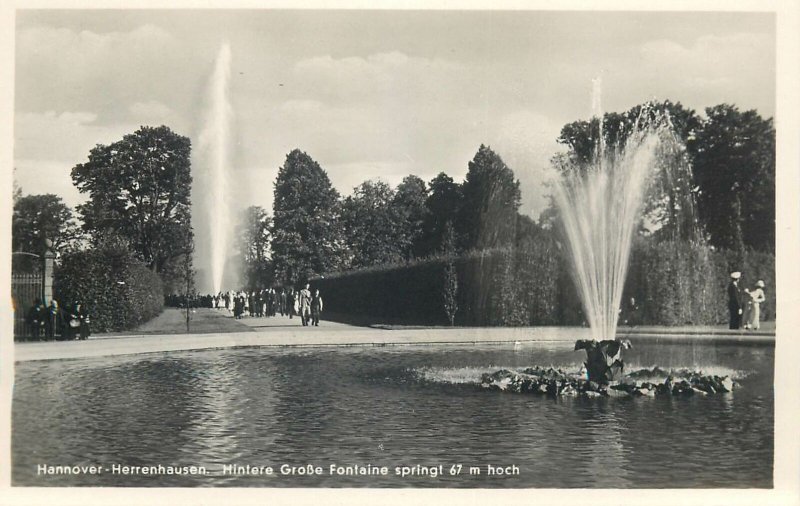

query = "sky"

[13,9,775,222]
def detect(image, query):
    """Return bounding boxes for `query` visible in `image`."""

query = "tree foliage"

[342,180,408,269]
[71,125,194,282]
[237,205,273,289]
[458,145,521,251]
[271,149,345,285]
[418,172,463,257]
[393,175,429,259]
[12,193,81,268]
[689,104,775,252]
[548,101,774,252]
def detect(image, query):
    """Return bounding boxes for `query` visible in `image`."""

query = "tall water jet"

[194,42,234,294]
[555,82,680,380]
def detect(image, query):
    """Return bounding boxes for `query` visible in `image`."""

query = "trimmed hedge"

[54,241,164,332]
[313,236,774,327]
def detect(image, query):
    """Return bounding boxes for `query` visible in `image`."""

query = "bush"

[54,239,164,332]
[313,234,774,327]
[315,235,562,326]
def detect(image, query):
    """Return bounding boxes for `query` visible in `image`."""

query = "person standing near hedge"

[311,289,323,326]
[743,280,767,330]
[45,300,63,340]
[66,301,91,340]
[26,299,45,341]
[727,272,743,329]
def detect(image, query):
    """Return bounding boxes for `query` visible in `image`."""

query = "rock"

[480,366,738,399]
[655,383,671,395]
[606,386,629,397]
[720,377,734,392]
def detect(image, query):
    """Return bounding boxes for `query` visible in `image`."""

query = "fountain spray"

[555,82,677,381]
[194,42,234,294]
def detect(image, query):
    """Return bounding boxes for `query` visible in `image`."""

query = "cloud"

[291,51,468,106]
[129,100,173,120]
[13,159,85,210]
[632,32,774,113]
[15,110,124,161]
[16,23,195,123]
[639,33,772,75]
[493,110,564,218]
[13,110,158,210]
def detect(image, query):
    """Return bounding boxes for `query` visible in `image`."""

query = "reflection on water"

[13,341,773,488]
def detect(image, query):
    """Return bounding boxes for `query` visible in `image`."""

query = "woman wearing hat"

[743,280,767,330]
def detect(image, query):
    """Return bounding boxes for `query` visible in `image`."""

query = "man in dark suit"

[728,271,743,329]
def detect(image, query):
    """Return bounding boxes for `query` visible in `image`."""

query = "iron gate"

[12,273,43,339]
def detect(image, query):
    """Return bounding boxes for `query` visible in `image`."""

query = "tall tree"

[271,149,345,284]
[12,193,81,272]
[393,175,429,259]
[71,125,194,281]
[689,104,775,252]
[458,145,521,251]
[237,205,273,289]
[341,180,407,268]
[419,172,463,257]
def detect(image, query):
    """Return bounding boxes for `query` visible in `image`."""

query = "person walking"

[287,288,296,319]
[311,289,323,326]
[298,283,312,326]
[727,272,743,330]
[743,280,767,330]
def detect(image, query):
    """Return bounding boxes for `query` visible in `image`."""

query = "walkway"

[14,309,775,362]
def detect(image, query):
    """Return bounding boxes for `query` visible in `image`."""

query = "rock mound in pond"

[480,367,736,398]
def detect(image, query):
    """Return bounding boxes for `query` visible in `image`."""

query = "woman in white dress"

[743,280,766,330]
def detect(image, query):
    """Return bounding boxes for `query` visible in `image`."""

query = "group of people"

[23,299,91,341]
[209,284,324,327]
[728,272,767,330]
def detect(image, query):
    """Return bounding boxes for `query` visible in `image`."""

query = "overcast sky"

[14,9,775,220]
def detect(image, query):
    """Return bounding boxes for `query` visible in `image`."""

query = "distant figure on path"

[288,289,296,319]
[311,289,323,326]
[727,272,743,329]
[621,297,640,327]
[233,294,244,319]
[299,283,312,326]
[743,280,767,330]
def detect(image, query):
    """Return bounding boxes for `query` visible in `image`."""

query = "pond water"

[12,339,773,488]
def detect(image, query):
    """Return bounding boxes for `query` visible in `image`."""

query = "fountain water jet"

[555,82,680,381]
[194,42,235,294]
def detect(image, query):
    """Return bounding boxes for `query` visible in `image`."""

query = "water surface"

[12,339,773,488]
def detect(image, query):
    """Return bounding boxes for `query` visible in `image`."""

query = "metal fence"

[12,273,44,340]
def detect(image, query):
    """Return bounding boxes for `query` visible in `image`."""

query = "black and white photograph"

[2,2,799,505]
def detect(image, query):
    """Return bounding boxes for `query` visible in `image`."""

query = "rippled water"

[12,339,773,488]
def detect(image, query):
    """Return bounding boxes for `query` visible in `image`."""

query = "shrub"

[54,239,164,332]
[313,234,774,327]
